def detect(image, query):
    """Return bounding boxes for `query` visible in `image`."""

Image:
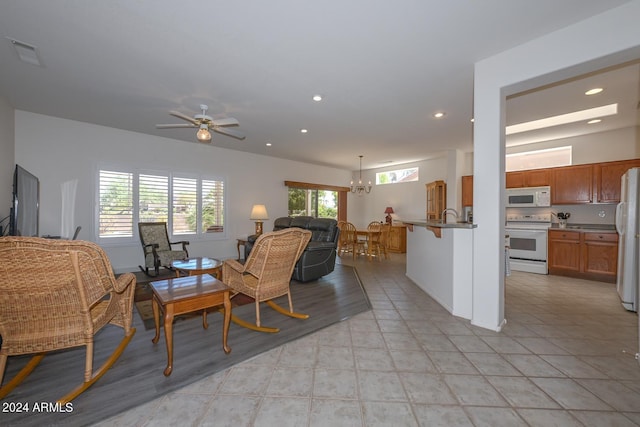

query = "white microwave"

[505,186,551,207]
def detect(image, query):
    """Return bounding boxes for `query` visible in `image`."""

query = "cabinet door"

[548,230,581,273]
[387,225,406,253]
[551,165,593,204]
[426,181,446,220]
[506,172,525,188]
[525,169,550,187]
[595,159,640,203]
[461,175,473,207]
[583,233,618,280]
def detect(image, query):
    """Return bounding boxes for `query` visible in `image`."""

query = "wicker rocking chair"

[0,237,136,403]
[222,228,311,333]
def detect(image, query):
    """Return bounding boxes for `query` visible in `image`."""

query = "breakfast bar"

[403,220,476,320]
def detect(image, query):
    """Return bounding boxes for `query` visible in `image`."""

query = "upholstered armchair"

[0,237,136,403]
[138,222,189,276]
[223,228,312,333]
[244,216,340,282]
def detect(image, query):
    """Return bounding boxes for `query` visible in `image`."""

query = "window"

[98,167,225,242]
[288,188,337,218]
[506,146,572,172]
[376,167,419,185]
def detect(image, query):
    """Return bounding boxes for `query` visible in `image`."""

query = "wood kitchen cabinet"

[461,175,473,207]
[506,168,550,188]
[426,180,446,220]
[548,230,581,274]
[387,225,407,253]
[582,232,618,281]
[594,159,640,203]
[550,164,593,204]
[548,229,618,283]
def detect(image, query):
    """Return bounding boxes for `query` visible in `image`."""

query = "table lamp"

[384,207,394,225]
[250,204,269,236]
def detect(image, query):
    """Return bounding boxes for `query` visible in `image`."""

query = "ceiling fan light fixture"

[196,125,211,142]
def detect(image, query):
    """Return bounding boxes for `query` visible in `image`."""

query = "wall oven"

[505,213,551,274]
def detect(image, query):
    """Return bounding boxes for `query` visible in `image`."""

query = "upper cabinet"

[550,164,593,204]
[461,175,473,207]
[594,159,640,203]
[506,169,550,188]
[426,180,446,220]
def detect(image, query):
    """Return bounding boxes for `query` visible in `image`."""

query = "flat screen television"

[9,165,40,237]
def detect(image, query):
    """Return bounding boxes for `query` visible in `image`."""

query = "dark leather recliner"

[245,216,340,282]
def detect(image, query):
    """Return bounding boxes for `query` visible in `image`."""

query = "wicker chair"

[0,237,136,403]
[222,228,312,333]
[138,222,189,277]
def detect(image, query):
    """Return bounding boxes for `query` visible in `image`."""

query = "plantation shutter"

[99,170,133,238]
[202,178,224,232]
[172,177,197,235]
[139,174,169,223]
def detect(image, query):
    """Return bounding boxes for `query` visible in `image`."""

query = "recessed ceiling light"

[587,119,601,124]
[312,95,322,102]
[434,112,445,118]
[505,103,617,135]
[266,142,272,146]
[300,129,308,133]
[470,118,475,123]
[585,88,603,96]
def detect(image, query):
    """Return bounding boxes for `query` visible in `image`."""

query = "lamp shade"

[250,204,269,220]
[384,207,394,214]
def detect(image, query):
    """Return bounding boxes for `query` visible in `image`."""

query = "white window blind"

[99,170,133,238]
[202,179,224,232]
[172,177,197,235]
[139,174,168,223]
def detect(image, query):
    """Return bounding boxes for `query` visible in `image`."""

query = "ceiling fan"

[156,104,245,142]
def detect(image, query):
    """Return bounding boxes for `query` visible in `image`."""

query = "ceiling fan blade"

[211,117,239,127]
[156,123,197,129]
[213,126,246,140]
[169,110,199,125]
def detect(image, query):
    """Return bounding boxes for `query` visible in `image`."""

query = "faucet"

[441,208,459,224]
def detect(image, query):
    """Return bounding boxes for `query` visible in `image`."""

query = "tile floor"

[98,254,640,426]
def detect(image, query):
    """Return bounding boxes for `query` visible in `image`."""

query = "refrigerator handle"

[615,202,624,235]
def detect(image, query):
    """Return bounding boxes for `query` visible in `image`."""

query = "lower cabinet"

[548,229,618,283]
[387,225,407,253]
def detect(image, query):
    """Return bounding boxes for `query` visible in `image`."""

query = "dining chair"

[365,221,383,261]
[337,221,360,260]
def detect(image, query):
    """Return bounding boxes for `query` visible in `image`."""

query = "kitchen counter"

[403,219,476,229]
[549,223,616,233]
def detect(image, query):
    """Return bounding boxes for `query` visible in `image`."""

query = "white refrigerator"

[615,167,639,312]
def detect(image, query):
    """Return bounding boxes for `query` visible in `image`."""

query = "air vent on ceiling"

[6,37,43,67]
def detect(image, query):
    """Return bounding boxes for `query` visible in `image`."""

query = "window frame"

[96,164,227,245]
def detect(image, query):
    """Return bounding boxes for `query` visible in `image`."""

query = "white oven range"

[505,213,551,275]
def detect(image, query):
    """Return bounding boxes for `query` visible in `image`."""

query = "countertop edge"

[402,219,477,229]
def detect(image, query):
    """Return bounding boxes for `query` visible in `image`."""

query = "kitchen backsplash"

[507,204,617,226]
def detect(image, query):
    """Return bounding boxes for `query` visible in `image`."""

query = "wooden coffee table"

[150,274,231,376]
[171,257,223,279]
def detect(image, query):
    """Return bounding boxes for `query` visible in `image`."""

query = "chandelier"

[350,155,372,195]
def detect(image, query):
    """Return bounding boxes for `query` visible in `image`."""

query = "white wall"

[473,1,640,331]
[14,111,351,272]
[347,153,449,229]
[506,126,640,164]
[0,97,14,228]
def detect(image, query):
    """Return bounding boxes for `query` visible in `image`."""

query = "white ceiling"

[0,1,637,171]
